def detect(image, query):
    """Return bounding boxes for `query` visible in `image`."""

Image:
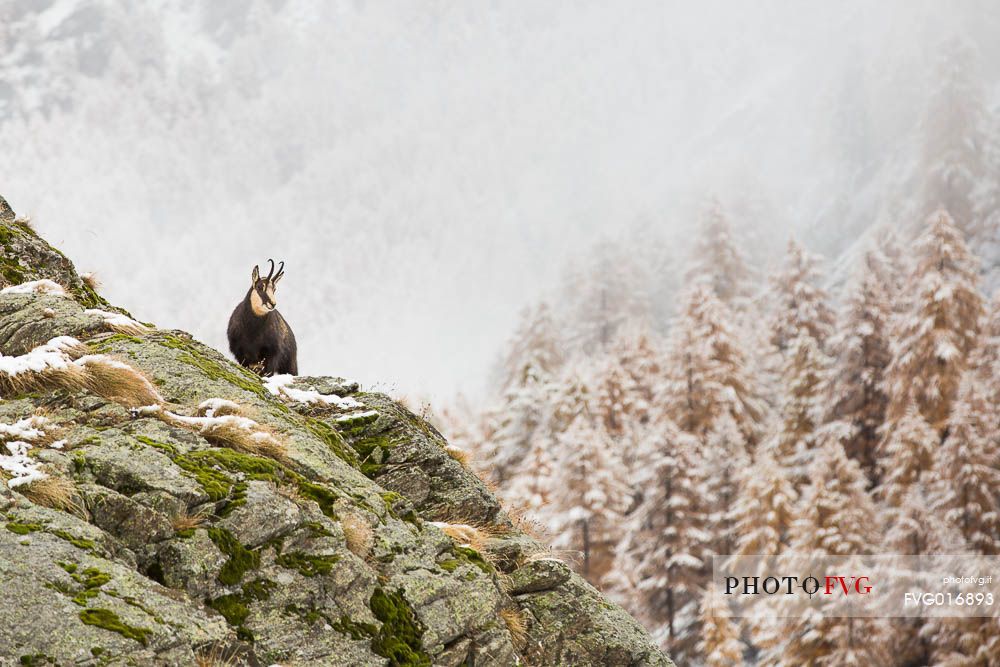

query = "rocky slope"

[0,195,672,666]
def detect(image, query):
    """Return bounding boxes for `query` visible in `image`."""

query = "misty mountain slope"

[0,195,672,665]
[6,0,1000,401]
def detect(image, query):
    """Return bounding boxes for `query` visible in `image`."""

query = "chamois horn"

[265,258,276,281]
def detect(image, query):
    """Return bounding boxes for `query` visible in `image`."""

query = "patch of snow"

[84,308,150,334]
[0,279,67,296]
[0,416,58,489]
[264,374,363,409]
[198,398,241,418]
[0,336,79,379]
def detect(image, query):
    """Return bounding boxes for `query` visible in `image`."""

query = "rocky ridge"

[0,195,673,667]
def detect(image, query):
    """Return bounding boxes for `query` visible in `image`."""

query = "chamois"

[228,259,298,376]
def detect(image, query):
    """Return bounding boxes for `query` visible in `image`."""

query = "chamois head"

[249,259,285,316]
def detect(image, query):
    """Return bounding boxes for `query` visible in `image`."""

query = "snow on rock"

[135,403,280,447]
[84,308,151,335]
[264,374,363,409]
[197,398,242,417]
[333,410,378,423]
[0,416,50,443]
[0,279,67,296]
[0,415,56,489]
[0,336,80,379]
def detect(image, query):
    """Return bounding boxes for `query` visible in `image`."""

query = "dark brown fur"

[227,260,298,376]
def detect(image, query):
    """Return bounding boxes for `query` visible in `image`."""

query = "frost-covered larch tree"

[767,331,831,482]
[876,405,937,508]
[703,414,749,556]
[731,448,797,557]
[502,429,557,522]
[921,36,991,241]
[826,249,894,485]
[603,324,663,431]
[928,292,1000,554]
[770,435,881,666]
[686,199,756,307]
[546,372,630,585]
[614,413,709,660]
[883,480,964,556]
[883,481,967,667]
[696,588,744,667]
[790,432,877,557]
[883,209,983,433]
[593,324,663,478]
[660,283,765,446]
[560,240,651,353]
[495,301,564,391]
[932,378,1000,554]
[480,376,551,486]
[479,302,564,484]
[768,239,835,353]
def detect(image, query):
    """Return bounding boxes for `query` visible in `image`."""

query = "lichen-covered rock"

[0,195,673,666]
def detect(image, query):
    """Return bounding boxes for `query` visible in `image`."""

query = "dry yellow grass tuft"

[148,404,289,462]
[500,606,529,649]
[193,645,239,667]
[196,400,246,419]
[434,521,489,552]
[77,356,162,408]
[0,362,86,397]
[200,420,286,459]
[80,272,102,291]
[172,506,211,532]
[471,466,501,495]
[105,319,150,337]
[444,444,470,467]
[18,475,84,517]
[13,214,35,231]
[505,503,547,541]
[341,512,375,559]
[523,547,579,568]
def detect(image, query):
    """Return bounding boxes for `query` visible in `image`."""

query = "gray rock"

[216,480,301,547]
[157,529,228,598]
[80,484,174,551]
[508,557,573,594]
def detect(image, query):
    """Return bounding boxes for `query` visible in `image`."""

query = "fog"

[3,0,999,400]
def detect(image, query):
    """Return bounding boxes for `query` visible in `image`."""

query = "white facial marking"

[250,288,272,316]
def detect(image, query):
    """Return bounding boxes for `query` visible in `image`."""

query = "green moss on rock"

[207,578,276,641]
[158,333,267,398]
[6,522,43,535]
[50,530,97,553]
[275,551,340,577]
[78,608,151,646]
[206,527,260,586]
[369,588,431,666]
[306,417,360,468]
[453,546,493,575]
[70,567,112,606]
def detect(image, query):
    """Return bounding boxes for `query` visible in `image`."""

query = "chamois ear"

[251,265,260,283]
